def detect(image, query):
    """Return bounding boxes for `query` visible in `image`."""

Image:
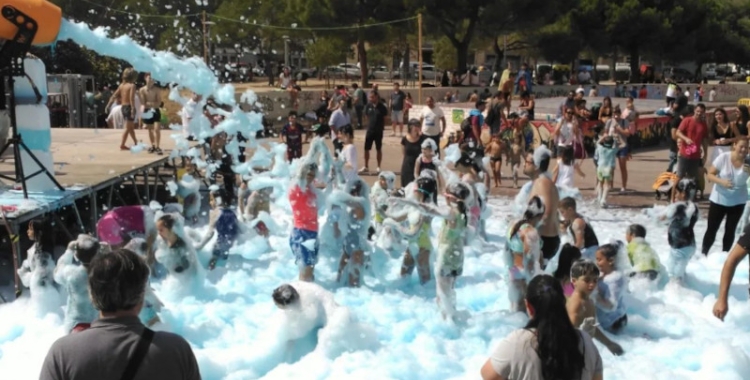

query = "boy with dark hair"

[567,259,624,356]
[281,110,307,161]
[625,224,662,281]
[559,197,599,259]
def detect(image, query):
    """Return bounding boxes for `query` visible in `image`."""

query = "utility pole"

[202,11,208,65]
[417,13,423,104]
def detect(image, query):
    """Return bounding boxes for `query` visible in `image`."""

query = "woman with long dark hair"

[480,275,603,380]
[735,105,750,136]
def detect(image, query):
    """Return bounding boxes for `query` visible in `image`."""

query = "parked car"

[338,63,361,77]
[704,65,717,79]
[369,66,397,80]
[662,67,695,83]
[324,66,360,80]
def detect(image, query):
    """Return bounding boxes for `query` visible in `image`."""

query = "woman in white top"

[607,106,631,192]
[702,139,749,255]
[553,145,575,189]
[553,109,577,158]
[337,125,358,182]
[481,274,603,380]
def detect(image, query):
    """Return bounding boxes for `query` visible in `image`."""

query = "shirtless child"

[139,73,163,155]
[484,134,505,187]
[107,68,138,150]
[507,132,524,188]
[567,259,624,356]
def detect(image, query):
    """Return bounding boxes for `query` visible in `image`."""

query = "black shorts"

[610,314,628,332]
[121,105,134,121]
[541,235,561,260]
[677,156,702,180]
[143,108,161,125]
[365,130,383,151]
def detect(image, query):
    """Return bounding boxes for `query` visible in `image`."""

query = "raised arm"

[389,197,449,219]
[713,242,749,321]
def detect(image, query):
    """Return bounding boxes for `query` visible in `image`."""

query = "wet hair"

[416,177,438,204]
[596,244,620,265]
[533,145,551,172]
[74,235,100,266]
[510,196,546,238]
[209,187,227,206]
[559,197,577,211]
[272,284,299,306]
[600,135,615,148]
[421,138,437,151]
[524,275,586,380]
[446,182,471,226]
[338,124,354,139]
[288,110,298,117]
[628,224,646,239]
[122,67,137,83]
[29,218,55,255]
[570,259,600,279]
[676,178,697,200]
[348,178,364,196]
[88,249,150,313]
[554,244,581,281]
[157,214,176,230]
[560,144,574,166]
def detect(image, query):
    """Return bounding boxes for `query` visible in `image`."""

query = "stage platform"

[0,128,177,226]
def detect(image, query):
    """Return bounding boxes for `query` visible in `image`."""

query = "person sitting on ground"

[625,224,662,281]
[40,249,201,380]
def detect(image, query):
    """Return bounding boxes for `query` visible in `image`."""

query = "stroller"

[652,172,677,200]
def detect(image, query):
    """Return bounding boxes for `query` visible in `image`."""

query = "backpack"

[460,116,473,138]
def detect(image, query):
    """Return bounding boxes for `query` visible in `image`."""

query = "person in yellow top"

[625,224,662,281]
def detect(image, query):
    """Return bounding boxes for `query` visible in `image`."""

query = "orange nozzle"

[0,0,62,45]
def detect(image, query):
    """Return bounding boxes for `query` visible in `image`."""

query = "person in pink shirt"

[96,205,157,264]
[289,162,322,281]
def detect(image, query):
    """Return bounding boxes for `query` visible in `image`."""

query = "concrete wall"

[247,82,750,126]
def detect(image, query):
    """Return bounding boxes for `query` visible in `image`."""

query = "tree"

[408,0,490,72]
[532,16,583,65]
[433,36,458,71]
[306,37,349,85]
[478,0,572,72]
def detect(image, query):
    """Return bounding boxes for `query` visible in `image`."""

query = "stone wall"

[244,82,750,125]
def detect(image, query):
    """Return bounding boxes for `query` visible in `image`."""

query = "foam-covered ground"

[1,196,750,379]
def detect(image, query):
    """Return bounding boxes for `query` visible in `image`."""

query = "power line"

[209,14,417,31]
[77,0,416,30]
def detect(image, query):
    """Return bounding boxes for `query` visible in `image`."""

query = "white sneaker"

[358,167,368,174]
[620,188,626,193]
[377,167,381,173]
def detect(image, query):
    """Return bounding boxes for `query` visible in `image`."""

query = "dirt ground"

[284,126,682,209]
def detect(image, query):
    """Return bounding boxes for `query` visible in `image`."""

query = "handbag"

[684,143,698,156]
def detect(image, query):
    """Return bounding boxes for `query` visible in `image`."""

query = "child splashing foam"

[594,243,630,334]
[17,219,61,315]
[657,178,699,285]
[505,196,545,312]
[384,176,438,285]
[390,181,472,320]
[154,213,203,289]
[625,224,663,282]
[567,259,625,356]
[289,161,326,282]
[196,187,240,270]
[369,171,396,238]
[323,178,371,287]
[54,234,100,332]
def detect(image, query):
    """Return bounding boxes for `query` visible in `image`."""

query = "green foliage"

[305,37,349,69]
[532,16,582,64]
[433,36,458,70]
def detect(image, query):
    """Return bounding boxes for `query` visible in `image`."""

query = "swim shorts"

[143,108,161,125]
[290,227,319,267]
[540,235,560,260]
[121,105,134,122]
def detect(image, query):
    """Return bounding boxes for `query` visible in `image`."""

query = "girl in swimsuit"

[18,219,61,315]
[554,243,582,298]
[506,196,545,312]
[326,178,370,287]
[197,188,240,270]
[414,139,443,202]
[385,177,438,285]
[155,213,203,288]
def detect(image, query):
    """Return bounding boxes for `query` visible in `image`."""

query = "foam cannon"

[0,0,64,196]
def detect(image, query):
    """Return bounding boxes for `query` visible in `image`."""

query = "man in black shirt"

[667,96,688,173]
[360,92,388,173]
